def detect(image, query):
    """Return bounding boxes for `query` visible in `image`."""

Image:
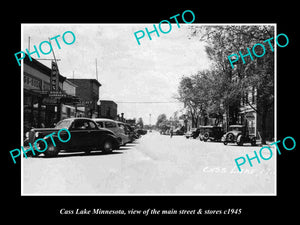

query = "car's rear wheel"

[251,137,256,146]
[102,139,113,154]
[203,132,209,142]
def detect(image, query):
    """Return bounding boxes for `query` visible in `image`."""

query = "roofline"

[24,55,66,82]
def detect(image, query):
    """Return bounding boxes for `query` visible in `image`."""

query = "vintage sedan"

[222,125,256,146]
[199,126,224,142]
[93,118,131,146]
[185,128,200,139]
[25,118,120,157]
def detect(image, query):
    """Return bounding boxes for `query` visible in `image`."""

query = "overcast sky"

[22,24,211,124]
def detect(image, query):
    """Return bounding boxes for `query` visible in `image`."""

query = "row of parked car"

[24,117,147,157]
[184,125,257,146]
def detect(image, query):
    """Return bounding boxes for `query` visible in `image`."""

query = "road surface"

[22,131,275,195]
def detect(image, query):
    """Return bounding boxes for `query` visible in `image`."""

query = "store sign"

[24,74,41,90]
[49,91,66,97]
[77,100,93,105]
[51,61,59,91]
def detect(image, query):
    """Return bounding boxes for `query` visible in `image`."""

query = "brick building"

[98,100,118,119]
[68,78,101,118]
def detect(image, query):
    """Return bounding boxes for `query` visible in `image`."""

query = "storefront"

[23,65,57,131]
[23,57,79,132]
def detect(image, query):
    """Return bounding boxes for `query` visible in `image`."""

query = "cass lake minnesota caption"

[59,208,241,215]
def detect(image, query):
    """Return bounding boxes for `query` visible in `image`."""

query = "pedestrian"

[170,129,173,138]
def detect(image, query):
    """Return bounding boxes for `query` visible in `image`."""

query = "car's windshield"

[55,120,72,129]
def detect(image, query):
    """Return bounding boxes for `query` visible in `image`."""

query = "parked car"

[185,128,200,139]
[24,118,120,157]
[123,123,138,142]
[116,121,135,144]
[136,129,147,136]
[222,125,256,146]
[173,127,184,135]
[199,126,224,142]
[93,118,131,146]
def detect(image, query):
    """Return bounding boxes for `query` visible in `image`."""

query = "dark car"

[173,127,185,135]
[25,118,120,157]
[221,125,256,146]
[199,126,224,142]
[136,129,147,136]
[185,128,200,139]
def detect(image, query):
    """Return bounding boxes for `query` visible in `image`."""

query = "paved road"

[22,131,275,195]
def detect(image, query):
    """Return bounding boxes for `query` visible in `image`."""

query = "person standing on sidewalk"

[170,129,173,138]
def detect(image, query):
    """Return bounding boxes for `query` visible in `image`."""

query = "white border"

[20,23,277,196]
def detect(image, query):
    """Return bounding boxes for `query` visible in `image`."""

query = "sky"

[22,24,211,124]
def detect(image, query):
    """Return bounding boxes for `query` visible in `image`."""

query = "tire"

[236,135,244,146]
[251,137,256,146]
[203,132,209,142]
[102,139,113,154]
[226,133,234,142]
[44,143,59,157]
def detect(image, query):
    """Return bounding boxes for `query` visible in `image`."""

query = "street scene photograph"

[21,23,276,195]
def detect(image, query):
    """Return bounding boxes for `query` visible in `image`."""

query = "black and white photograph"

[21,23,276,195]
[4,3,300,221]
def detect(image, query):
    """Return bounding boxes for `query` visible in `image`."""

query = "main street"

[22,131,275,195]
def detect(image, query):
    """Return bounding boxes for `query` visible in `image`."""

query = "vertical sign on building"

[51,61,59,91]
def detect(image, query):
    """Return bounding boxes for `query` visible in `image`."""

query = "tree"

[177,71,212,127]
[156,113,167,128]
[189,25,274,143]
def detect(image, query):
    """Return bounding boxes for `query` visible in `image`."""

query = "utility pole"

[96,58,100,118]
[28,36,30,52]
[95,58,99,81]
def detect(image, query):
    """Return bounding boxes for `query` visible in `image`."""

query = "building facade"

[67,79,101,118]
[24,57,64,131]
[24,57,80,133]
[238,86,274,141]
[98,100,118,119]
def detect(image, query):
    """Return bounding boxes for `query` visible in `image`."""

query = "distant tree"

[156,114,167,128]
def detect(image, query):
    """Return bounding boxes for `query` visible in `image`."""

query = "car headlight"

[35,132,39,138]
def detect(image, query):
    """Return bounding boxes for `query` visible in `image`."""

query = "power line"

[115,101,181,104]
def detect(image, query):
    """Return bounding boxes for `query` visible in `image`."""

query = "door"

[69,119,93,149]
[86,120,102,147]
